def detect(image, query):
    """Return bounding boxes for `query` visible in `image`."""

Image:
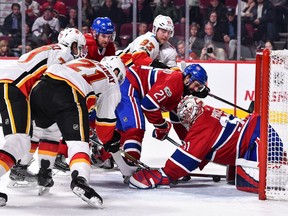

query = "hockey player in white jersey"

[0,27,86,206]
[29,56,126,207]
[118,15,177,68]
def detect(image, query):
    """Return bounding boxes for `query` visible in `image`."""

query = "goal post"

[256,49,288,201]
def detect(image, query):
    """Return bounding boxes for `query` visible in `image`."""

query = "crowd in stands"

[0,0,287,59]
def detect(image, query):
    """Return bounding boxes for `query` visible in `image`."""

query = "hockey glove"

[103,130,121,153]
[192,85,210,98]
[150,59,170,69]
[152,121,172,141]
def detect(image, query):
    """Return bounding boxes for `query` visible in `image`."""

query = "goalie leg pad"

[236,158,259,193]
[129,168,170,189]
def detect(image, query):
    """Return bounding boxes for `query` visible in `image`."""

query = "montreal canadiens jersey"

[84,33,116,61]
[119,31,160,66]
[127,65,183,125]
[45,58,121,143]
[0,44,74,97]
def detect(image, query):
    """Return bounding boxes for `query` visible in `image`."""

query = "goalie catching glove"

[192,85,210,98]
[103,130,121,153]
[152,121,172,141]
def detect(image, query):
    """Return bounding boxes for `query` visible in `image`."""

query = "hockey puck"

[212,176,221,182]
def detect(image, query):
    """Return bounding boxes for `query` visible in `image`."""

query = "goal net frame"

[256,49,288,201]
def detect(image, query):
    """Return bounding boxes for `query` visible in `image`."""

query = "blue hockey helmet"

[183,64,208,86]
[91,17,116,41]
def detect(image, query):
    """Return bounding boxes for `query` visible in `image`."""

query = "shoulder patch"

[164,86,172,97]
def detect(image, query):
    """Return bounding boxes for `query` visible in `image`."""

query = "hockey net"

[256,49,288,200]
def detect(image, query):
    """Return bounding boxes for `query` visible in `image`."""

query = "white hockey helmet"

[58,28,87,58]
[100,56,126,85]
[152,15,174,37]
[177,95,204,129]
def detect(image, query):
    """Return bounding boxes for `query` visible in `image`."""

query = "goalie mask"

[177,95,204,129]
[100,56,126,85]
[58,28,87,58]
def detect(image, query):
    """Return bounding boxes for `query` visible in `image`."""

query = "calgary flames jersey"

[45,58,121,143]
[0,44,74,97]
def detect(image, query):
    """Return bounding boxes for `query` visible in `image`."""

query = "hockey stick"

[208,93,254,113]
[166,136,226,182]
[89,138,151,170]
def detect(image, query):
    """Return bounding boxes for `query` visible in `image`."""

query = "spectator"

[138,22,148,36]
[40,0,67,16]
[81,23,90,34]
[53,8,68,30]
[32,7,60,45]
[25,0,40,24]
[179,0,203,27]
[153,0,178,23]
[66,7,78,28]
[264,39,275,50]
[188,22,204,57]
[251,0,279,46]
[235,0,255,45]
[2,3,22,37]
[82,0,96,26]
[96,0,125,43]
[270,0,288,33]
[201,21,226,50]
[127,0,154,24]
[9,23,41,50]
[176,40,198,60]
[205,0,227,23]
[200,41,227,60]
[223,8,238,60]
[0,39,15,57]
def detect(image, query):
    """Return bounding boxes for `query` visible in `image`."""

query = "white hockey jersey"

[45,58,121,123]
[0,44,74,97]
[158,42,177,67]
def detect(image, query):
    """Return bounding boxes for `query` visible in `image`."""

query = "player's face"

[71,42,79,56]
[184,76,205,94]
[97,33,113,48]
[156,28,172,45]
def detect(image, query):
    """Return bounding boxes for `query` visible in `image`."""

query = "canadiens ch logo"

[164,86,172,97]
[73,124,79,130]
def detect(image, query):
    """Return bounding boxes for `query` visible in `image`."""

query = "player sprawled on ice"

[129,95,285,191]
[29,56,126,207]
[0,27,86,207]
[118,15,178,69]
[114,64,210,182]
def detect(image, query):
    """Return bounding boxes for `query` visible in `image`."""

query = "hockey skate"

[38,159,54,196]
[8,162,38,188]
[53,154,70,172]
[90,145,114,169]
[0,192,7,207]
[70,170,103,208]
[129,168,171,189]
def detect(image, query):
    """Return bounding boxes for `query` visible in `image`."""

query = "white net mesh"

[266,50,288,200]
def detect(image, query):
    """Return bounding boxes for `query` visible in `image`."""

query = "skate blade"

[72,187,103,208]
[0,198,6,207]
[38,186,50,196]
[7,180,37,188]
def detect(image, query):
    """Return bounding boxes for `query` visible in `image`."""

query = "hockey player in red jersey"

[84,17,116,61]
[114,64,210,179]
[0,27,86,206]
[129,95,284,191]
[29,56,126,207]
